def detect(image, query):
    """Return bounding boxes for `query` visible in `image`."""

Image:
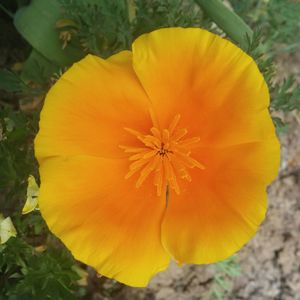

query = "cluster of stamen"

[120,114,205,196]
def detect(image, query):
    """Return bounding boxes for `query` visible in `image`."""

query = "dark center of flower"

[157,143,173,156]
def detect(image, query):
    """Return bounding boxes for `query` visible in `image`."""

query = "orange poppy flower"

[35,28,280,287]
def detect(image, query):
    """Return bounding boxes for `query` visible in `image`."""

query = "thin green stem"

[0,3,14,19]
[195,0,253,49]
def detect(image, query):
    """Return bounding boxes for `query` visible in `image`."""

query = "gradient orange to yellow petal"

[35,27,280,287]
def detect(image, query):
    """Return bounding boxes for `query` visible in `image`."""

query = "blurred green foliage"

[271,76,300,112]
[230,0,300,54]
[205,256,241,300]
[0,107,38,213]
[0,235,82,299]
[238,0,300,132]
[58,0,132,57]
[133,0,202,37]
[0,0,299,298]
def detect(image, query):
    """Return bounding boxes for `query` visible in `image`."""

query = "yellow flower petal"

[35,51,152,161]
[132,27,271,146]
[36,27,280,286]
[161,140,279,264]
[22,175,39,214]
[38,155,170,287]
[0,215,17,244]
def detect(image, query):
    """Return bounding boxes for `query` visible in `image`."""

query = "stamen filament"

[120,114,205,196]
[119,146,149,153]
[169,114,181,135]
[150,127,161,139]
[172,128,188,141]
[136,155,160,188]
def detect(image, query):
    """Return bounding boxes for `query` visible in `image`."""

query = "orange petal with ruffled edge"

[132,27,273,147]
[35,50,170,287]
[38,155,169,287]
[35,51,152,160]
[161,139,279,263]
[35,27,280,286]
[131,27,280,263]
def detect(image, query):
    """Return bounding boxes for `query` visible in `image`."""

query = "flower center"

[120,114,205,196]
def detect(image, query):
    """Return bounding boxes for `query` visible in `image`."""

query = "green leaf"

[0,70,24,93]
[21,50,59,85]
[272,117,289,135]
[14,0,84,67]
[271,76,300,112]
